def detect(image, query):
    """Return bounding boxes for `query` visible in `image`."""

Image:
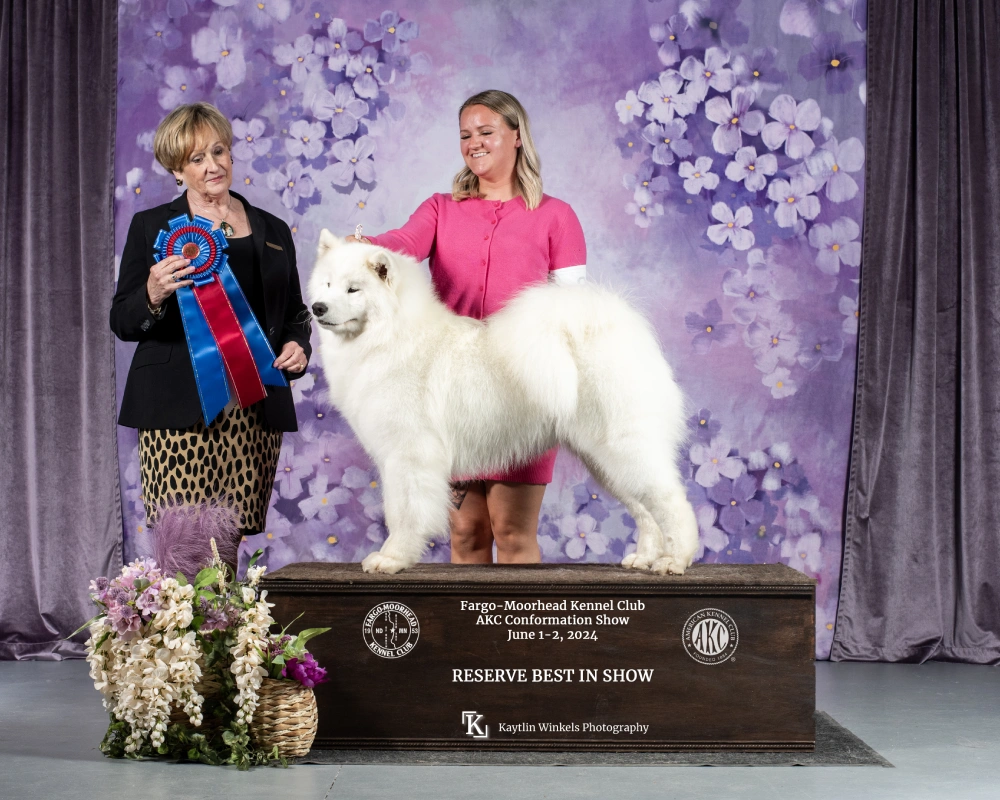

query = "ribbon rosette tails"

[154,215,286,424]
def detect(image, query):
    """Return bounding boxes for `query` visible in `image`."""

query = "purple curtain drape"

[832,0,1000,663]
[0,0,121,659]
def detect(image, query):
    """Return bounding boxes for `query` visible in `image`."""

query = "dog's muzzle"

[312,302,328,318]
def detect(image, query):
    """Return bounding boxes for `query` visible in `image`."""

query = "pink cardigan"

[369,193,587,483]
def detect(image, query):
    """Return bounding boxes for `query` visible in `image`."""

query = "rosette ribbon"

[154,215,286,424]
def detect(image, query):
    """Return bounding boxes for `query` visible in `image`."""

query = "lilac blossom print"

[115,0,864,659]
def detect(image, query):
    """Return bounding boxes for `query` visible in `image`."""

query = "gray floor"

[0,661,996,799]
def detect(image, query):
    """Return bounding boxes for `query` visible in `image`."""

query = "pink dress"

[368,192,587,484]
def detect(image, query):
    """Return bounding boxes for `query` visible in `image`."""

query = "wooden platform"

[262,562,816,751]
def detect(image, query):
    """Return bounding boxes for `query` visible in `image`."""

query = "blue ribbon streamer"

[153,213,286,425]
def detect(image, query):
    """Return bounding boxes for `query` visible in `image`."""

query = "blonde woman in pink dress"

[351,90,587,564]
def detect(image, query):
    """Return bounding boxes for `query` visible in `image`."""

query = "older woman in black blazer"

[111,102,310,565]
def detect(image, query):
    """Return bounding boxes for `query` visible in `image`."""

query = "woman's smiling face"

[459,104,520,187]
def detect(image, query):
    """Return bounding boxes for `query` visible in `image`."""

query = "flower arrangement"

[81,505,329,768]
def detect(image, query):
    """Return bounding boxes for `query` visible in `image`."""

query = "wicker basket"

[249,678,318,758]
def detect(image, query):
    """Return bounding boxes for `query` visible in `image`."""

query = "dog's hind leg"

[577,455,664,571]
[361,449,452,574]
[641,484,699,575]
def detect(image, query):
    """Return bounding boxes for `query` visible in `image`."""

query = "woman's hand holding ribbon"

[146,255,195,307]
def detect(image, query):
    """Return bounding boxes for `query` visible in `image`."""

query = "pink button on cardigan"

[368,193,587,484]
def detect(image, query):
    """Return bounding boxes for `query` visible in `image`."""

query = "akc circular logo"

[682,608,739,665]
[362,602,420,659]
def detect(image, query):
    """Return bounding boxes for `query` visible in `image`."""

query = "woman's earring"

[176,178,183,186]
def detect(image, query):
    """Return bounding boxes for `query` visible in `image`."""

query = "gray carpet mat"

[298,711,892,767]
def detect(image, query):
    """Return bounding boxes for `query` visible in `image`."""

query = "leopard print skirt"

[138,402,283,531]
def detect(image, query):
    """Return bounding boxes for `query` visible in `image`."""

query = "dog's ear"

[367,252,392,286]
[317,228,341,258]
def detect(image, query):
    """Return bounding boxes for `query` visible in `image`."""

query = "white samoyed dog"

[308,231,699,575]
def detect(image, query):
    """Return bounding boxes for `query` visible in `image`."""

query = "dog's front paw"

[651,555,686,576]
[362,550,411,574]
[621,552,653,571]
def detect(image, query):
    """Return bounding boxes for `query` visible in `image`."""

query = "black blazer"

[110,191,311,431]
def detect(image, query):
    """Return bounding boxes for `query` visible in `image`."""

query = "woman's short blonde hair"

[153,102,233,173]
[452,90,543,210]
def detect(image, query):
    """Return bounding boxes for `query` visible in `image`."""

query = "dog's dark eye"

[347,286,359,294]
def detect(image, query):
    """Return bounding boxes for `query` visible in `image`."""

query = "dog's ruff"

[308,230,699,575]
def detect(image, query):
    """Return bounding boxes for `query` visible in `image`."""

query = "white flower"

[808,217,861,274]
[245,565,267,587]
[766,175,820,227]
[763,367,797,398]
[615,89,646,124]
[678,156,719,194]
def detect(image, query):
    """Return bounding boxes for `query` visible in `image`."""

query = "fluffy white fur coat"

[308,231,699,574]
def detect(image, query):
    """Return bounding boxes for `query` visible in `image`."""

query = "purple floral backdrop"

[114,0,866,658]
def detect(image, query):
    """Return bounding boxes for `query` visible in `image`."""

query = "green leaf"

[293,627,331,646]
[175,571,189,586]
[248,548,265,568]
[66,612,105,640]
[194,567,219,589]
[134,578,151,592]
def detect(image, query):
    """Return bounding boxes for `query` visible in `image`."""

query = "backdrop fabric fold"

[0,0,122,659]
[832,0,1000,663]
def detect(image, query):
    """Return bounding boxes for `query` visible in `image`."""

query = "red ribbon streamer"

[194,276,267,409]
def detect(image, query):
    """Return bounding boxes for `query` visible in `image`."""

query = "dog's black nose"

[311,302,328,317]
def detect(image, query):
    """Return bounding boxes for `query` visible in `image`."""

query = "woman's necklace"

[191,196,236,238]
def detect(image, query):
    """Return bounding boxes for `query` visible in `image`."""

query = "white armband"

[549,264,587,286]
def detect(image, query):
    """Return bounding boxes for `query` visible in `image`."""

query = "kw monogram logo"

[682,608,739,665]
[462,710,489,739]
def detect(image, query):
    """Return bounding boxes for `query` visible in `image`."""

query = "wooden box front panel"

[263,564,815,751]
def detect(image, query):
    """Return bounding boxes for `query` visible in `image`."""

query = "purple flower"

[560,514,608,559]
[744,315,799,372]
[638,70,694,123]
[724,146,777,192]
[614,128,649,159]
[273,34,325,84]
[796,322,845,370]
[243,0,291,30]
[623,160,670,194]
[761,95,821,159]
[767,175,820,227]
[690,436,745,488]
[779,0,852,38]
[709,473,764,535]
[615,90,646,124]
[696,505,730,557]
[313,83,369,139]
[364,10,418,53]
[680,47,735,103]
[722,260,778,324]
[322,18,365,71]
[781,532,823,574]
[114,167,145,201]
[678,157,720,194]
[685,299,736,353]
[282,653,329,688]
[109,605,141,636]
[158,65,208,111]
[749,443,805,490]
[649,14,688,67]
[732,47,787,95]
[285,119,326,160]
[299,475,353,524]
[839,294,859,334]
[138,13,182,51]
[762,367,797,398]
[707,203,754,250]
[798,31,866,94]
[346,46,385,99]
[705,87,765,155]
[191,25,247,90]
[329,135,377,186]
[641,119,693,166]
[683,0,749,48]
[688,408,723,441]
[808,217,861,273]
[232,118,272,161]
[625,187,664,228]
[805,136,864,202]
[89,576,111,603]
[272,442,316,498]
[573,477,613,523]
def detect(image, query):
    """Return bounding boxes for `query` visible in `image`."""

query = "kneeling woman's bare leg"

[449,481,493,563]
[486,482,545,564]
